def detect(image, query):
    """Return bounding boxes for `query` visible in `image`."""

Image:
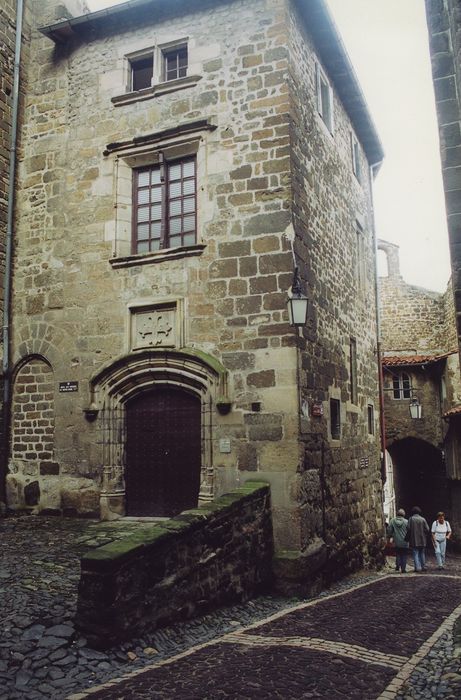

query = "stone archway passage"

[389,437,448,522]
[125,387,201,517]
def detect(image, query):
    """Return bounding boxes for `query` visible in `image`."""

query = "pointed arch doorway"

[125,386,201,517]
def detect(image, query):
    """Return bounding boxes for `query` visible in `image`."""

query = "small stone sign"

[59,381,79,393]
[311,403,323,417]
[219,438,231,453]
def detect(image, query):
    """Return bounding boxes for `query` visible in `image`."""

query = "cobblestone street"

[2,515,461,700]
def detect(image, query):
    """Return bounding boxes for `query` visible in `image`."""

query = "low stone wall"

[76,481,273,648]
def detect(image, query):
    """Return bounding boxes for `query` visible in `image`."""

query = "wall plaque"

[59,381,79,393]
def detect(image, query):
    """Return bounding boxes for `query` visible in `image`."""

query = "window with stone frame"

[133,156,196,254]
[162,45,188,82]
[315,61,334,132]
[367,404,374,435]
[129,51,154,91]
[330,398,341,440]
[351,133,361,182]
[350,337,358,404]
[393,372,412,400]
[356,221,366,290]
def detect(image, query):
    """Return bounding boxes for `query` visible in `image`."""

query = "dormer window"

[130,53,154,91]
[163,45,188,82]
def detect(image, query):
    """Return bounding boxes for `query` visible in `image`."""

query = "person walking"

[408,506,430,572]
[431,511,452,570]
[387,509,409,573]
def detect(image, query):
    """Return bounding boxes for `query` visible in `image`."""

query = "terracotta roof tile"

[382,351,457,367]
[443,405,461,418]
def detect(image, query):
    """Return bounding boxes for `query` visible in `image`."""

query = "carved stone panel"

[131,304,178,350]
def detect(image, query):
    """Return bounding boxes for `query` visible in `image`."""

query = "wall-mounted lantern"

[409,398,422,420]
[287,266,309,328]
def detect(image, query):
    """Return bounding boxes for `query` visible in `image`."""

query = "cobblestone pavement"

[2,515,461,700]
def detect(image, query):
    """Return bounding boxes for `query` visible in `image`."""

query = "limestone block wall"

[285,2,383,574]
[8,0,384,574]
[76,481,273,648]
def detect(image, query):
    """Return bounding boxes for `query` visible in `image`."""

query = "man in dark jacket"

[408,506,430,572]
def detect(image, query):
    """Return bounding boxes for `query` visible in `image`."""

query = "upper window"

[350,337,358,404]
[133,157,196,254]
[315,62,333,132]
[393,372,411,400]
[163,45,188,82]
[356,221,366,290]
[330,399,341,440]
[351,134,361,181]
[130,53,154,91]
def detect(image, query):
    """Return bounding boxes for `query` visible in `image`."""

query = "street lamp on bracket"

[287,266,309,328]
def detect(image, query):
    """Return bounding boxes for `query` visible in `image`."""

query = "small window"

[393,372,411,400]
[130,54,154,91]
[351,134,361,181]
[133,156,196,254]
[163,46,188,82]
[330,399,341,440]
[367,404,374,435]
[315,62,333,132]
[350,338,358,404]
[356,221,365,290]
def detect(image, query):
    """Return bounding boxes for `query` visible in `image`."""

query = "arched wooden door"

[125,387,201,517]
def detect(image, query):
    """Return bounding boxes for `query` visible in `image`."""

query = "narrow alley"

[1,515,461,700]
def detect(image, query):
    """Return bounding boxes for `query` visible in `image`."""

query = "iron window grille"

[393,372,411,400]
[163,46,188,82]
[130,54,154,91]
[133,156,197,254]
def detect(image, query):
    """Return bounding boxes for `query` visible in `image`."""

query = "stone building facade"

[4,0,385,585]
[378,240,461,534]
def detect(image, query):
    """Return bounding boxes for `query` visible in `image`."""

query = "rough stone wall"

[9,0,383,577]
[425,0,461,364]
[287,1,383,575]
[76,482,273,648]
[378,242,448,354]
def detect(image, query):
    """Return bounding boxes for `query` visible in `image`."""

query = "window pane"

[169,200,182,217]
[137,224,149,240]
[151,222,161,239]
[183,215,195,232]
[137,241,149,253]
[170,218,182,235]
[137,171,150,187]
[151,186,162,202]
[183,160,195,178]
[137,206,150,223]
[168,235,181,247]
[183,232,195,246]
[183,179,195,195]
[183,197,195,214]
[151,204,162,220]
[178,66,187,78]
[137,189,150,205]
[169,164,182,181]
[151,169,161,185]
[169,181,182,198]
[131,55,153,91]
[151,239,160,251]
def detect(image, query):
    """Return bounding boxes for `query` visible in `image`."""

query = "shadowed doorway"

[389,437,448,522]
[125,387,202,517]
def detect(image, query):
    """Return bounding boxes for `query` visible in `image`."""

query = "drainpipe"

[369,161,387,486]
[1,0,25,502]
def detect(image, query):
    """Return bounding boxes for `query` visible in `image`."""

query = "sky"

[87,0,451,293]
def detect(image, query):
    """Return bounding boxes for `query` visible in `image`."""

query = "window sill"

[112,75,202,107]
[110,243,206,269]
